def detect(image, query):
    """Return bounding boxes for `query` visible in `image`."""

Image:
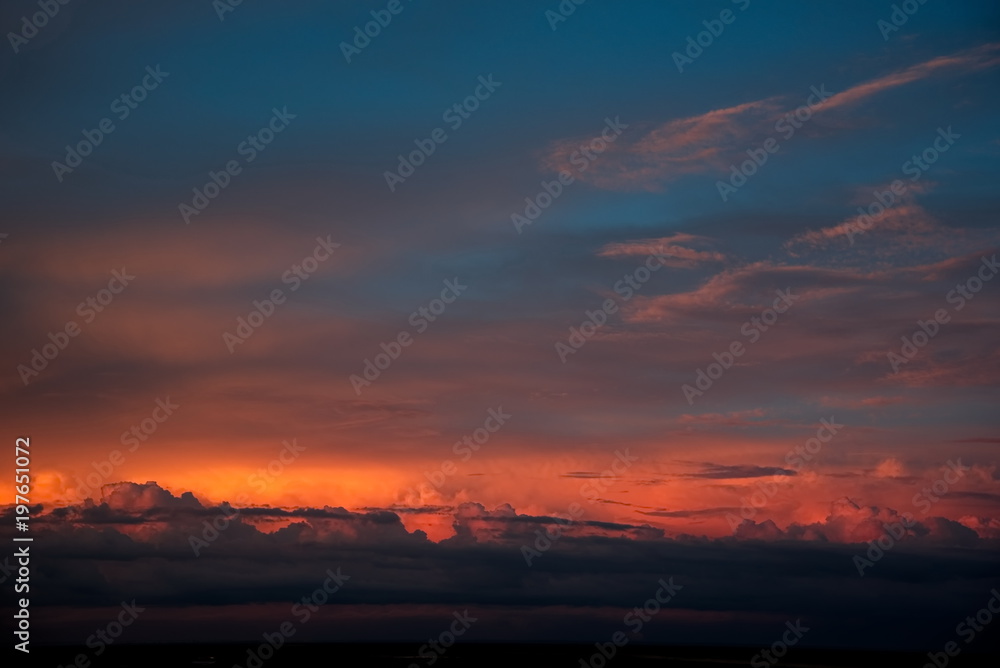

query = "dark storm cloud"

[682,464,798,479]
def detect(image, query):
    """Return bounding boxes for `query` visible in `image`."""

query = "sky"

[1,0,999,655]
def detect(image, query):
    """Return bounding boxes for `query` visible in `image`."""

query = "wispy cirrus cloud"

[681,463,798,480]
[819,42,1000,112]
[676,409,788,428]
[597,233,726,267]
[541,43,1000,191]
[818,395,905,410]
[784,187,938,253]
[541,98,782,191]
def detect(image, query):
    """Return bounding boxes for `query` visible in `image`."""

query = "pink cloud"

[540,44,1000,191]
[597,233,726,267]
[734,497,981,543]
[541,98,781,190]
[820,42,1000,112]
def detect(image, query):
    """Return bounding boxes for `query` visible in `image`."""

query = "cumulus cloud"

[3,482,999,652]
[733,497,986,545]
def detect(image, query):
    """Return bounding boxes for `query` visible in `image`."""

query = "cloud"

[818,396,905,409]
[640,507,737,518]
[732,496,979,544]
[676,409,787,428]
[541,44,1000,191]
[541,98,782,190]
[101,481,203,512]
[887,344,1000,389]
[610,248,1000,394]
[782,182,999,260]
[682,464,798,480]
[0,221,354,290]
[4,481,999,657]
[620,261,868,326]
[873,458,906,479]
[784,189,939,253]
[597,233,726,268]
[819,43,1000,112]
[4,482,999,656]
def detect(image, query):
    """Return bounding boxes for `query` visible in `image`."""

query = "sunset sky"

[2,0,999,655]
